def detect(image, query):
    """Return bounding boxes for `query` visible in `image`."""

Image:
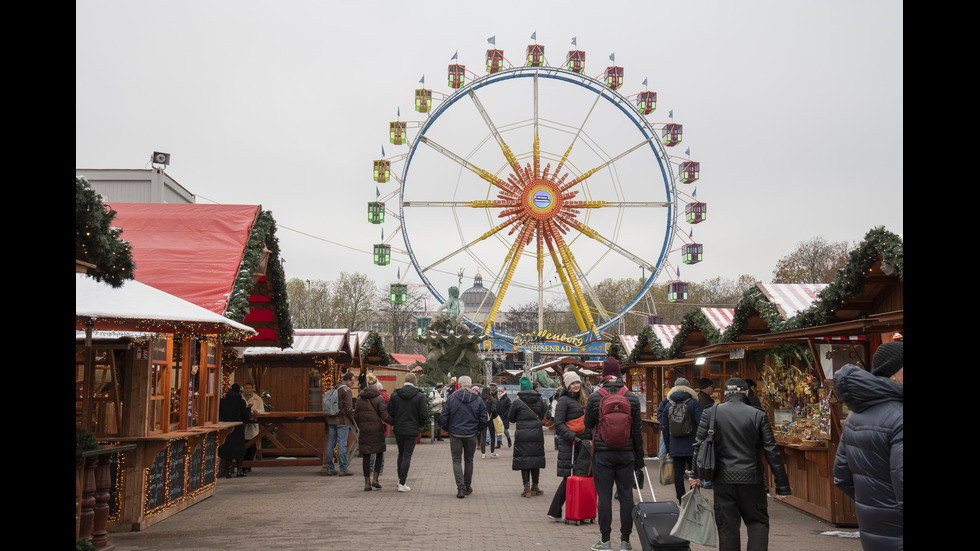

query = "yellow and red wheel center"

[521,180,563,221]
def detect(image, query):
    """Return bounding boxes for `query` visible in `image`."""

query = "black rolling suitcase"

[632,466,690,551]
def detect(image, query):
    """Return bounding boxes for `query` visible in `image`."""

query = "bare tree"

[330,272,378,332]
[285,278,333,328]
[772,237,850,284]
[374,284,427,355]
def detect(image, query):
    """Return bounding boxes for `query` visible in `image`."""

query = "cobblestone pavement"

[107,431,864,551]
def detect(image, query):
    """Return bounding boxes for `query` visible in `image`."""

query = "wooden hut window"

[308,367,323,412]
[169,340,185,430]
[203,343,219,424]
[149,338,172,434]
[706,359,740,402]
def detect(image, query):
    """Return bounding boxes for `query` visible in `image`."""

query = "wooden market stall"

[76,199,295,537]
[76,273,257,537]
[753,241,903,526]
[231,329,402,472]
[233,328,357,472]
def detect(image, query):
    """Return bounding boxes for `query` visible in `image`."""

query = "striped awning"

[619,324,681,355]
[700,308,735,332]
[756,283,828,319]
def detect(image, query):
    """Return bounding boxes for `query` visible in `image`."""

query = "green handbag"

[670,486,717,547]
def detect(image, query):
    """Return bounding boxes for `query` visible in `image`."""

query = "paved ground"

[107,431,864,551]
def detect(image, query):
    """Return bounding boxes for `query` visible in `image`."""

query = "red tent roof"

[110,203,261,316]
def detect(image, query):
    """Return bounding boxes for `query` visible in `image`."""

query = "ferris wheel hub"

[522,179,564,221]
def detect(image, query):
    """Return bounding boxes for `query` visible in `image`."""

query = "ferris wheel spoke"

[420,216,522,274]
[559,137,658,193]
[546,223,599,335]
[483,222,536,334]
[568,261,612,325]
[553,87,604,178]
[563,200,672,209]
[403,200,514,208]
[419,135,517,194]
[562,218,658,273]
[543,233,588,332]
[468,88,527,186]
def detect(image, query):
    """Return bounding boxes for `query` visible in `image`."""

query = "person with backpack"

[324,371,356,477]
[583,357,644,551]
[656,377,703,503]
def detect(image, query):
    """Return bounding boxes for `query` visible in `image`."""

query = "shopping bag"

[493,415,504,436]
[670,487,716,547]
[660,454,674,486]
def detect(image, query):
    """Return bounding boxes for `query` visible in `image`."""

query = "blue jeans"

[326,424,350,472]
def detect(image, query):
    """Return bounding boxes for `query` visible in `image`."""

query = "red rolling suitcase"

[564,442,597,525]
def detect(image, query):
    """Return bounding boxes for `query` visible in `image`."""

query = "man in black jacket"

[387,373,429,492]
[583,357,644,551]
[691,377,791,551]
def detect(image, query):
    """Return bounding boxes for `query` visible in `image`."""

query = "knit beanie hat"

[563,371,582,387]
[697,378,713,390]
[601,356,621,379]
[872,341,903,378]
[674,378,690,388]
[519,376,533,390]
[724,377,749,395]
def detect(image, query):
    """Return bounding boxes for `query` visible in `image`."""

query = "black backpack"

[667,398,693,437]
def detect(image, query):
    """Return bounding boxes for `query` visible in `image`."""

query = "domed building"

[460,272,495,324]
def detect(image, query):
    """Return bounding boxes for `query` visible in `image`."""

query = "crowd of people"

[219,341,902,551]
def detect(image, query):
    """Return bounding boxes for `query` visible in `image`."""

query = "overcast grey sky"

[76,0,903,314]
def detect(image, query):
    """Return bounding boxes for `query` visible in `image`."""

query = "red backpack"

[595,386,632,449]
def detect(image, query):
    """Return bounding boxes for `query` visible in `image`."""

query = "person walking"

[548,370,590,520]
[439,376,487,498]
[387,373,429,492]
[480,386,499,459]
[584,357,643,551]
[656,377,702,503]
[354,375,394,491]
[691,378,792,551]
[325,371,356,477]
[509,376,547,497]
[429,383,446,441]
[833,341,903,551]
[496,386,513,448]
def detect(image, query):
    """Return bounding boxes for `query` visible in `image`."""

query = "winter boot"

[371,472,382,489]
[364,477,373,491]
[531,483,543,495]
[522,482,533,498]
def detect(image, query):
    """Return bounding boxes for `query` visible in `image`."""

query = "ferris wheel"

[368,38,707,343]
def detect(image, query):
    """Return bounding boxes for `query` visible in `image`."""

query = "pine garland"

[359,330,393,366]
[626,226,903,362]
[75,177,135,287]
[222,210,294,349]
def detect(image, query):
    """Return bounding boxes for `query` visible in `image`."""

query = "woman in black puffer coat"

[547,371,591,519]
[509,376,546,497]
